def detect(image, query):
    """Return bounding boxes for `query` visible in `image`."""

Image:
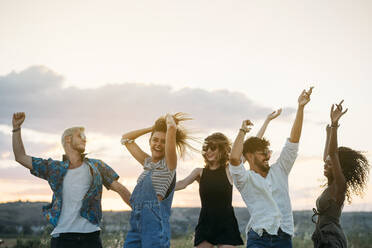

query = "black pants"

[51,231,102,248]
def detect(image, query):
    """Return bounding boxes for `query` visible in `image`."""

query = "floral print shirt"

[30,155,119,227]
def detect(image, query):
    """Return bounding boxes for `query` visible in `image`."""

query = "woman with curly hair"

[312,101,370,248]
[121,113,194,248]
[175,109,281,248]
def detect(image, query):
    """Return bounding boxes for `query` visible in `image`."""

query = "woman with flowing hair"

[312,101,370,248]
[175,109,281,248]
[121,113,194,248]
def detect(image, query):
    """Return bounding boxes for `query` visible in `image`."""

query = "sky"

[0,0,371,212]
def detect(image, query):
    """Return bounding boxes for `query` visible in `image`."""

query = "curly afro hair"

[202,132,231,168]
[338,146,370,203]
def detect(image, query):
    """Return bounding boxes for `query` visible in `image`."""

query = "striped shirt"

[137,157,176,198]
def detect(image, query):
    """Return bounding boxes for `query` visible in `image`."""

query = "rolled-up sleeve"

[229,162,249,193]
[97,160,119,190]
[30,157,53,180]
[276,138,299,175]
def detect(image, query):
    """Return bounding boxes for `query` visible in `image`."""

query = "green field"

[2,232,372,248]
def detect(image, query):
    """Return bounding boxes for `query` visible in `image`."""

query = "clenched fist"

[13,112,25,129]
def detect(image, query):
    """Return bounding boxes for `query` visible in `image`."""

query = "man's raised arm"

[12,112,32,169]
[289,87,313,143]
[230,120,253,166]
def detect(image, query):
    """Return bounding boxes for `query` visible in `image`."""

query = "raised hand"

[165,113,177,128]
[241,119,253,133]
[330,100,348,125]
[267,109,282,121]
[326,124,331,134]
[298,87,314,107]
[13,112,25,128]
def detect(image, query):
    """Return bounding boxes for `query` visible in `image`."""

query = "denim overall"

[124,171,175,248]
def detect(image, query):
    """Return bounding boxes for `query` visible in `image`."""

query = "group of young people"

[11,87,369,248]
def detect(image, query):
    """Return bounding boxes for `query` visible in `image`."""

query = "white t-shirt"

[51,162,100,235]
[229,139,299,238]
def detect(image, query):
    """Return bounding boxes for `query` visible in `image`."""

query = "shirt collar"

[62,153,87,162]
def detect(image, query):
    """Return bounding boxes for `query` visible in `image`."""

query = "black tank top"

[199,166,232,212]
[195,165,243,246]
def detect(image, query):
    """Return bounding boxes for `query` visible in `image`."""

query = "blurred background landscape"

[1,0,372,247]
[1,201,371,248]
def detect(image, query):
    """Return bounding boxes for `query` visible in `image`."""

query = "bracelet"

[12,127,21,133]
[121,138,134,145]
[239,128,248,134]
[330,124,340,128]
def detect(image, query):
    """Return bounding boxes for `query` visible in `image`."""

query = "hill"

[1,201,372,238]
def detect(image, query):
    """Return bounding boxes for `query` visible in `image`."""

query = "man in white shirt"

[229,87,313,248]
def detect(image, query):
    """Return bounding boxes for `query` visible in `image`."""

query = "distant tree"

[14,239,41,248]
[21,225,32,235]
[0,225,17,235]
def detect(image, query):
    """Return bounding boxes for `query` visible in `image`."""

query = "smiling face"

[253,149,272,173]
[149,131,166,161]
[244,148,272,175]
[202,143,220,165]
[324,155,334,181]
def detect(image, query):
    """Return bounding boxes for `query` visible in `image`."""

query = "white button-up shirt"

[229,139,299,238]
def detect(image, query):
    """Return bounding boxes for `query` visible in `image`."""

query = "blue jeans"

[246,229,292,248]
[124,172,174,248]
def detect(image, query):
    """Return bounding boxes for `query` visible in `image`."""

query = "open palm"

[331,100,348,124]
[267,109,282,120]
[298,87,314,106]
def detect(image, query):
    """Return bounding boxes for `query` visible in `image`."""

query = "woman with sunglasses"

[311,101,369,248]
[175,110,281,248]
[121,113,194,248]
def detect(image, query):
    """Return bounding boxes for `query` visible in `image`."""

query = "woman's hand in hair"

[166,113,177,129]
[330,100,348,126]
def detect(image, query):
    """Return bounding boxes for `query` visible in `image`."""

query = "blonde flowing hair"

[150,112,197,158]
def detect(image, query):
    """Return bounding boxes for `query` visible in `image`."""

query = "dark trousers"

[246,228,292,248]
[51,231,102,248]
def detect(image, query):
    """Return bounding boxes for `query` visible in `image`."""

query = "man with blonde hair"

[12,112,131,248]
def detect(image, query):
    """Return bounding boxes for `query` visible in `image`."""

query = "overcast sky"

[1,0,371,211]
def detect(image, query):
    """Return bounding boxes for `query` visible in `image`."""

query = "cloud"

[0,165,38,181]
[0,132,11,152]
[0,66,296,135]
[0,125,62,164]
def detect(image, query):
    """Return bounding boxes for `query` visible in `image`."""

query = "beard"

[74,145,85,153]
[71,140,85,153]
[254,156,270,173]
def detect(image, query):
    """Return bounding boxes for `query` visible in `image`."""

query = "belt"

[312,208,319,224]
[56,231,100,241]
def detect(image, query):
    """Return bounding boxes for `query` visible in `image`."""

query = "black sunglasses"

[202,143,218,152]
[255,149,272,156]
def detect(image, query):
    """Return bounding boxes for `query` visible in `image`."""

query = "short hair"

[243,137,270,155]
[61,127,85,147]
